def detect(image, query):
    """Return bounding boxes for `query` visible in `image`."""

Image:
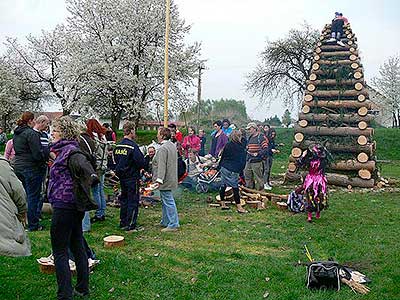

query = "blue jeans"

[91,174,106,218]
[16,167,46,230]
[160,190,179,228]
[82,212,91,232]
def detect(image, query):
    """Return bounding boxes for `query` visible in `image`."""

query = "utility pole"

[163,0,171,128]
[197,63,205,129]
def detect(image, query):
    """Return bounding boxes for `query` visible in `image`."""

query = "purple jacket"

[48,140,79,210]
[209,132,228,157]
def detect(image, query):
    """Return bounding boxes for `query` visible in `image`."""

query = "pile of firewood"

[209,186,288,210]
[286,23,382,188]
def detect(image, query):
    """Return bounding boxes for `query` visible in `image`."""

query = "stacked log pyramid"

[286,23,377,188]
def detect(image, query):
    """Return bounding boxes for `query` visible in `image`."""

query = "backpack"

[306,261,341,291]
[78,135,97,171]
[287,191,305,213]
[93,138,109,173]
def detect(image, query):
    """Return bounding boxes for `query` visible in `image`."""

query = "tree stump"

[104,235,125,248]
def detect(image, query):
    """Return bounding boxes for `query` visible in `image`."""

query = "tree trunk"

[111,110,122,132]
[294,125,373,137]
[305,100,372,109]
[392,111,397,128]
[293,140,375,156]
[299,113,373,123]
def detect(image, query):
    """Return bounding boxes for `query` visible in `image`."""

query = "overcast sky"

[1,0,399,121]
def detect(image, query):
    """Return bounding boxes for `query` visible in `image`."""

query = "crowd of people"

[0,112,331,300]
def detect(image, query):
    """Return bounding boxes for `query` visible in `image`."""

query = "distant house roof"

[36,112,63,120]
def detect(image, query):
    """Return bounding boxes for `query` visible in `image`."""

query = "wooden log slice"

[294,132,304,143]
[307,84,316,92]
[104,235,125,248]
[351,62,359,69]
[312,63,320,70]
[358,169,372,180]
[302,105,311,114]
[358,121,368,130]
[355,82,363,91]
[354,71,363,79]
[358,135,368,145]
[304,94,313,101]
[291,147,302,158]
[357,152,369,163]
[358,94,366,102]
[288,162,297,172]
[298,119,308,127]
[358,107,368,116]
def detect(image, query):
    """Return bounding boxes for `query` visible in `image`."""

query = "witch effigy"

[295,144,331,222]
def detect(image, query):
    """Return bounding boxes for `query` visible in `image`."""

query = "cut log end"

[309,74,317,81]
[357,152,369,163]
[355,82,363,91]
[358,107,368,117]
[312,63,320,71]
[288,162,297,172]
[307,84,316,92]
[298,119,308,127]
[315,47,322,54]
[354,71,363,79]
[302,105,311,114]
[304,94,313,102]
[351,62,359,69]
[358,94,366,102]
[291,147,302,158]
[358,121,368,130]
[359,169,372,180]
[357,135,368,145]
[349,54,358,61]
[294,132,304,143]
[314,55,320,61]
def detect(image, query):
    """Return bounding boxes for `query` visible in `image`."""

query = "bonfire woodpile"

[286,23,379,188]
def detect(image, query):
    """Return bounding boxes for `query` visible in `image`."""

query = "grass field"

[1,128,400,299]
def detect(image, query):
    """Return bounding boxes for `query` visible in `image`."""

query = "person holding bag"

[48,116,99,300]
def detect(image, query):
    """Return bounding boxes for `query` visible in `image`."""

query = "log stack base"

[286,23,377,188]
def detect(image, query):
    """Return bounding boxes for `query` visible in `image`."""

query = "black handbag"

[306,261,341,291]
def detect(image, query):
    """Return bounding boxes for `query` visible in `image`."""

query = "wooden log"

[307,84,316,92]
[302,105,311,113]
[288,156,376,171]
[351,62,359,69]
[288,162,297,172]
[318,50,359,57]
[357,152,369,163]
[293,140,375,156]
[298,113,373,123]
[240,186,287,199]
[315,47,322,54]
[359,169,372,180]
[104,235,125,248]
[314,55,321,61]
[313,59,360,67]
[294,132,304,142]
[349,54,358,61]
[358,135,368,145]
[294,125,373,137]
[309,74,317,81]
[358,107,368,116]
[305,79,363,86]
[304,94,313,102]
[354,82,363,91]
[311,67,363,76]
[286,171,375,188]
[306,100,372,109]
[298,119,308,127]
[354,71,363,79]
[358,121,368,130]
[291,147,302,158]
[358,94,366,102]
[319,45,355,51]
[308,89,368,98]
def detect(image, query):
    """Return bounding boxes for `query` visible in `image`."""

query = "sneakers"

[161,227,179,232]
[264,184,272,190]
[27,225,45,232]
[122,226,144,233]
[73,289,89,299]
[327,37,336,42]
[337,40,346,47]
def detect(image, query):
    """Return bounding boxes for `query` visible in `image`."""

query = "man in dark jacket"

[13,112,48,231]
[114,121,145,232]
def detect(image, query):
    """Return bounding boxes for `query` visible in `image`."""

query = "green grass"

[1,187,400,299]
[1,128,400,299]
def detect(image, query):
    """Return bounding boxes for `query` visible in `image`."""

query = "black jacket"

[68,150,99,212]
[114,138,145,180]
[13,125,48,171]
[219,140,246,173]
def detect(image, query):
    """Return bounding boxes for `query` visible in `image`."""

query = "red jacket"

[182,135,201,157]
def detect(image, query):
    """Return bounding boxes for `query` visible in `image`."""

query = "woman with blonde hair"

[48,116,99,299]
[218,130,247,213]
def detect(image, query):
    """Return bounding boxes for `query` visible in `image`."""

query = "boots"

[307,212,312,223]
[316,211,321,219]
